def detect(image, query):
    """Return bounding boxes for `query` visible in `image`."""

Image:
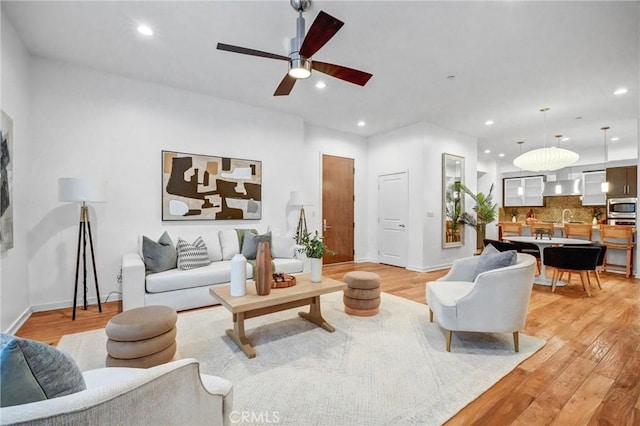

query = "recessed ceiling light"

[137,25,153,36]
[484,149,491,154]
[447,75,455,80]
[575,116,583,120]
[611,137,620,141]
[315,81,326,89]
[614,88,628,95]
[561,137,570,142]
[357,121,365,127]
[498,153,505,158]
[485,120,494,126]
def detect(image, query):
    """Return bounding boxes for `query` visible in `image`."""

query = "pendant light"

[513,108,579,171]
[601,126,610,192]
[554,135,563,194]
[516,141,524,196]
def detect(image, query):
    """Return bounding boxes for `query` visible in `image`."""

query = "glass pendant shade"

[517,186,524,196]
[601,181,609,193]
[513,147,579,172]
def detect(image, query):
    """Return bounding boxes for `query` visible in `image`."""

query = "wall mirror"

[442,153,465,248]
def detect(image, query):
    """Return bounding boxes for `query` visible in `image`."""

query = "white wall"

[303,125,369,261]
[1,14,32,332]
[368,122,477,272]
[25,57,308,312]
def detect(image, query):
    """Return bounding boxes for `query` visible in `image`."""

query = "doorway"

[322,154,354,264]
[377,172,408,267]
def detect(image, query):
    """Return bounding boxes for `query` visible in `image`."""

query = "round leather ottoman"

[105,305,177,368]
[343,271,381,317]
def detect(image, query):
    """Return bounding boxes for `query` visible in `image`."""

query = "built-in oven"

[608,218,636,226]
[607,197,637,219]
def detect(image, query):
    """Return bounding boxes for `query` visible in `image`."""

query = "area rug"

[58,292,545,425]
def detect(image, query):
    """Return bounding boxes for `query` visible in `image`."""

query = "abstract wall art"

[1,111,13,251]
[162,150,262,221]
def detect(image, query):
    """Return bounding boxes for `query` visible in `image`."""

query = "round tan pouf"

[343,271,381,316]
[105,305,177,368]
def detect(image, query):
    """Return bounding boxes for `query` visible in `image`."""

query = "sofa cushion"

[146,260,250,293]
[271,234,296,259]
[242,232,271,260]
[219,229,241,260]
[473,249,517,280]
[0,333,86,407]
[204,231,223,262]
[177,237,211,271]
[272,258,304,274]
[142,231,177,274]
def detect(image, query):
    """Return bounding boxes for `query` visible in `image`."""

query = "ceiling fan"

[217,0,373,96]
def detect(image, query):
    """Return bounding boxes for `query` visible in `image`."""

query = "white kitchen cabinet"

[581,170,606,206]
[503,176,544,207]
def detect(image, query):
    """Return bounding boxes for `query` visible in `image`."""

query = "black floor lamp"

[59,178,107,320]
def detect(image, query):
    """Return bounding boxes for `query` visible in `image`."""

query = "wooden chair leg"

[429,308,433,323]
[551,269,558,293]
[593,270,602,290]
[626,248,632,278]
[580,271,591,297]
[513,331,519,352]
[445,330,452,352]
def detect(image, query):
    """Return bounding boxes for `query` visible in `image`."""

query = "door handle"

[323,219,332,231]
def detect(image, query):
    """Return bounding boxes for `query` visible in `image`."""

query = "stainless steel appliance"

[607,218,636,226]
[607,197,637,219]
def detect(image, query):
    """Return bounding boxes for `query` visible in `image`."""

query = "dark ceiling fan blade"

[217,43,290,61]
[312,61,373,86]
[299,11,344,58]
[274,74,297,96]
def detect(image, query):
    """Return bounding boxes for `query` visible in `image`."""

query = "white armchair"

[426,253,536,352]
[0,358,233,426]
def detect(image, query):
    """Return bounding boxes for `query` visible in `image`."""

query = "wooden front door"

[322,155,354,264]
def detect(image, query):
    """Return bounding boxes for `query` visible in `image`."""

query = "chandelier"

[513,108,579,172]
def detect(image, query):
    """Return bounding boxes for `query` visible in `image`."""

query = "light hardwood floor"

[16,262,640,424]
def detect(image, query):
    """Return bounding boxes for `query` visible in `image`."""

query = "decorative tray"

[271,273,297,289]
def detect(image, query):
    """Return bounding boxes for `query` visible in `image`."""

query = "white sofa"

[122,228,304,312]
[0,358,232,426]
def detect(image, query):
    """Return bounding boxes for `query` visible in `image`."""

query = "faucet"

[562,209,573,224]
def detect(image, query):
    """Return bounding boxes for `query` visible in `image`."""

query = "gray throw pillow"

[481,244,499,256]
[242,232,272,260]
[0,333,86,407]
[142,231,177,274]
[473,249,517,280]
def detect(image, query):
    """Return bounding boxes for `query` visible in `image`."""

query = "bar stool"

[563,223,593,241]
[600,225,634,278]
[543,246,601,297]
[499,222,523,240]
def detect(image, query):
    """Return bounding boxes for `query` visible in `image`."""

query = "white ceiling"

[3,1,639,168]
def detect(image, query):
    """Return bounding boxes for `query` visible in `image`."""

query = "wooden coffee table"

[209,274,346,358]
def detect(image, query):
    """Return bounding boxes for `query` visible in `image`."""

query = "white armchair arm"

[437,255,479,282]
[121,252,146,311]
[0,359,233,426]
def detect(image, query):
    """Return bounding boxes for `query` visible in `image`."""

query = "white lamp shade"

[59,178,107,203]
[513,147,579,172]
[290,191,313,206]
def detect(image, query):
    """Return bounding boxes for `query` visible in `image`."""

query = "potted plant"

[445,184,463,242]
[455,182,498,251]
[297,231,336,282]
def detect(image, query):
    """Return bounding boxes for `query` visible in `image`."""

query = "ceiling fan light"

[288,59,311,79]
[513,147,579,172]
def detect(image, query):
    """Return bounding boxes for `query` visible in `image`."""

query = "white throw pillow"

[205,230,223,262]
[176,237,211,271]
[271,234,296,259]
[219,229,241,260]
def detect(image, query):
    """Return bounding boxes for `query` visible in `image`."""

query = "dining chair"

[561,243,607,290]
[543,246,601,297]
[563,223,593,241]
[599,225,634,278]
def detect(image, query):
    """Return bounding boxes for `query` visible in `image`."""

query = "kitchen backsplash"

[498,196,605,224]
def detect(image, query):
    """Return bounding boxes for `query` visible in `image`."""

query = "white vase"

[592,217,598,225]
[512,216,517,222]
[230,254,247,296]
[310,258,322,283]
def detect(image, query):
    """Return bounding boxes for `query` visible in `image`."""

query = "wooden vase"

[254,241,273,296]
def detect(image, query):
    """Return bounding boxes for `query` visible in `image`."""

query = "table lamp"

[59,178,107,320]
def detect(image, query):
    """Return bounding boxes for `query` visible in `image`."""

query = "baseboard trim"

[407,263,452,273]
[31,293,122,313]
[5,306,33,334]
[355,257,377,263]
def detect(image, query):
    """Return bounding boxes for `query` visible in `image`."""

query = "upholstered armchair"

[426,252,536,352]
[0,357,233,426]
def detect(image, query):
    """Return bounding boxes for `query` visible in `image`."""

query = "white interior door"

[378,172,408,267]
